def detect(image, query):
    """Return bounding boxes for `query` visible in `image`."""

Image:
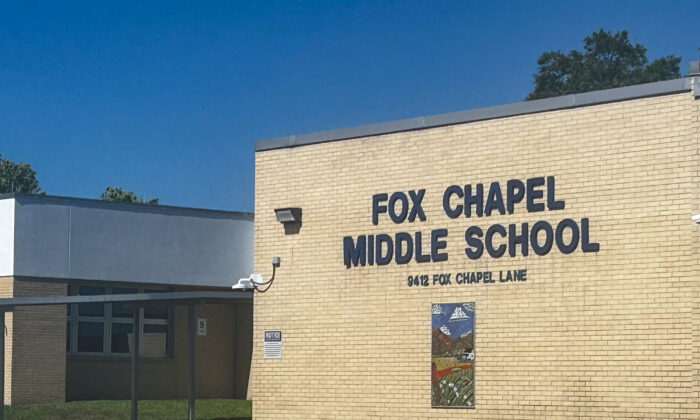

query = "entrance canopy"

[0,290,253,420]
[0,290,252,310]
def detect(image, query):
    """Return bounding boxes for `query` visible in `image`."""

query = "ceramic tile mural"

[431,302,475,408]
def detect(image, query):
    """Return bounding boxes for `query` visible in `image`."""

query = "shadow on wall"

[284,221,302,235]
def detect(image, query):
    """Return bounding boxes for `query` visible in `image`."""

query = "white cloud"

[449,306,470,322]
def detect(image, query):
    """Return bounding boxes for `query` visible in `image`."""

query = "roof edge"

[256,77,696,152]
[0,193,254,220]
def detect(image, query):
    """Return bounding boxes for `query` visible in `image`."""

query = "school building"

[0,194,254,405]
[251,72,700,418]
[3,69,700,420]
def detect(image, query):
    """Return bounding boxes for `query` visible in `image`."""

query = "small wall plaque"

[264,330,282,359]
[197,318,207,336]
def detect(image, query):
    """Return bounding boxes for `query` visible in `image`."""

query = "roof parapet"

[256,77,694,152]
[2,193,253,220]
[689,61,700,76]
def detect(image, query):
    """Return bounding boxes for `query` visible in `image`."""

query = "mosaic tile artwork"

[431,302,475,408]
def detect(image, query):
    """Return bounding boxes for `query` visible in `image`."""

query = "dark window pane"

[67,285,72,315]
[112,288,137,318]
[143,289,169,320]
[78,286,105,317]
[143,324,168,355]
[77,322,104,352]
[111,322,134,353]
[143,306,168,320]
[66,321,71,352]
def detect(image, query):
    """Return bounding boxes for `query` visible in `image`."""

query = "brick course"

[252,89,700,418]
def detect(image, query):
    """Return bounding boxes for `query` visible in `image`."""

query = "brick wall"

[0,277,67,405]
[0,277,14,404]
[252,90,700,418]
[11,278,67,404]
[0,277,68,404]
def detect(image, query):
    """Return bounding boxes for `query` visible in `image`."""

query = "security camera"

[231,278,253,290]
[232,274,263,290]
[232,259,280,292]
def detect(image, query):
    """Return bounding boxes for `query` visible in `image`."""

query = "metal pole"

[0,311,5,420]
[131,307,140,420]
[188,304,196,420]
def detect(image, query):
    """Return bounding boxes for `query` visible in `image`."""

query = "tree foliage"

[100,186,159,205]
[0,154,42,194]
[526,29,681,100]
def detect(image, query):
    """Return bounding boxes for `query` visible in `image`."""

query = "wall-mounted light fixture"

[275,207,302,235]
[692,214,700,224]
[275,207,302,223]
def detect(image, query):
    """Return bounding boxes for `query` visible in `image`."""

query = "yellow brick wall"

[0,277,14,404]
[253,90,700,418]
[0,277,67,405]
[693,87,700,417]
[12,278,67,404]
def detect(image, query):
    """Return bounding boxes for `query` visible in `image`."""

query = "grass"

[432,355,475,408]
[4,399,251,420]
[432,367,475,408]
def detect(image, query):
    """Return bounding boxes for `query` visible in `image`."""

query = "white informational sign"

[197,318,207,336]
[264,330,282,359]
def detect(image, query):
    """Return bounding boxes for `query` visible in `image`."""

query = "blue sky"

[432,303,474,339]
[1,1,697,212]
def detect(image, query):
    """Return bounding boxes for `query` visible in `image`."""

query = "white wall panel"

[0,199,15,276]
[12,196,253,288]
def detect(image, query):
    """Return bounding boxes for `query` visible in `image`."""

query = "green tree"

[100,186,159,205]
[526,29,681,100]
[0,154,42,194]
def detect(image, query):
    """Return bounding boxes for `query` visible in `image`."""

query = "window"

[142,289,170,356]
[76,285,105,352]
[111,287,136,354]
[66,284,173,357]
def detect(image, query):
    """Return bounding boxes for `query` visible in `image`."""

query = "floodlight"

[275,207,302,223]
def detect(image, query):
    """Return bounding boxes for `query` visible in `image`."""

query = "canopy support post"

[188,304,196,420]
[131,306,140,420]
